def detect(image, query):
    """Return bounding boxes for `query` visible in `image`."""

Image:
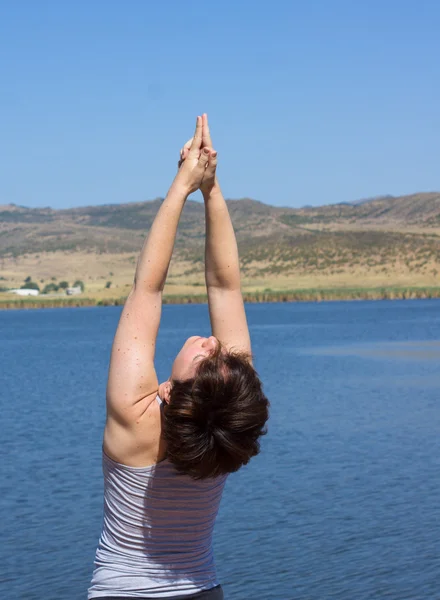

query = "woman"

[88,115,269,599]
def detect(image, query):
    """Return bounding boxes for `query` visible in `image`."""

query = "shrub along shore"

[1,286,440,310]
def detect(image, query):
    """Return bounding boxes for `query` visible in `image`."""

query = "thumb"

[197,147,211,170]
[204,150,218,178]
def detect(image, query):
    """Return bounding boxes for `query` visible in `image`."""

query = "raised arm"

[106,117,210,424]
[200,115,252,357]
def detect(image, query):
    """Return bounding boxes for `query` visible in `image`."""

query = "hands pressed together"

[175,114,218,197]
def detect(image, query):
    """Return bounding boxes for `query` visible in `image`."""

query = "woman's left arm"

[106,116,209,424]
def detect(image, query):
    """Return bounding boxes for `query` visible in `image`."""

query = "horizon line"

[1,190,439,213]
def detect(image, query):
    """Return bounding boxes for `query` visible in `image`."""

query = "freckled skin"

[103,116,251,471]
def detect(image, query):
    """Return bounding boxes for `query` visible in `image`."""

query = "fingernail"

[211,151,217,157]
[203,148,210,154]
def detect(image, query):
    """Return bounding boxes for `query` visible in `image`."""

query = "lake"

[1,300,439,599]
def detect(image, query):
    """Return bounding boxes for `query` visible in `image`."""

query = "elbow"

[133,276,165,295]
[206,272,241,291]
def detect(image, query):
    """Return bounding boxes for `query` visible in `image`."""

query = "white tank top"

[88,407,227,598]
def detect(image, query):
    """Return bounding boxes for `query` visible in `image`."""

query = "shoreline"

[1,286,440,309]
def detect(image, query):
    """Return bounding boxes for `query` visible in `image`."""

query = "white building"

[10,288,39,296]
[66,286,82,295]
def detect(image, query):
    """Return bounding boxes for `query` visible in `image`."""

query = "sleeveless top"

[88,400,227,599]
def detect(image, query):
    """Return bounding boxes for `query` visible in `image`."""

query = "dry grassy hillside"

[1,192,440,301]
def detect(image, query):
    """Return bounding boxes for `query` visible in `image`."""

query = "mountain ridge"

[1,190,439,224]
[1,192,440,295]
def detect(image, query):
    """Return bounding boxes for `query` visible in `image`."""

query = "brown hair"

[163,345,269,480]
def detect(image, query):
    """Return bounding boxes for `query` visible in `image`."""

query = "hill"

[1,192,440,301]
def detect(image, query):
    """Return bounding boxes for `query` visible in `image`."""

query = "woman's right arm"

[106,117,209,425]
[201,117,252,357]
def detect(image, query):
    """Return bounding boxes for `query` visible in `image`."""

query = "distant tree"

[42,283,59,294]
[73,280,85,292]
[105,281,112,289]
[24,276,32,283]
[20,281,40,291]
[51,276,57,281]
[58,281,69,289]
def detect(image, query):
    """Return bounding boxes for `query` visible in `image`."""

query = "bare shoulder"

[103,393,167,467]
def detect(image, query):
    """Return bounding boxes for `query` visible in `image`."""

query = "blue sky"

[1,0,439,209]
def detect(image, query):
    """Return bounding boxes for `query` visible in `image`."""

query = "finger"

[182,138,193,153]
[189,116,203,155]
[180,138,192,155]
[202,113,213,147]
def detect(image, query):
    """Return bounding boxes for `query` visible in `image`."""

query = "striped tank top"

[88,436,227,598]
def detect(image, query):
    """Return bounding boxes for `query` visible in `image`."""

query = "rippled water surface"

[1,300,440,599]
